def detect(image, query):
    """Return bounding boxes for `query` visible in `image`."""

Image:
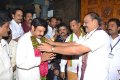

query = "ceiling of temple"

[0,0,33,5]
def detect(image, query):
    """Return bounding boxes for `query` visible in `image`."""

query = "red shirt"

[22,21,31,33]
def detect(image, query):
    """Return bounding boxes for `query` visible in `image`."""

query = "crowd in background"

[0,7,120,80]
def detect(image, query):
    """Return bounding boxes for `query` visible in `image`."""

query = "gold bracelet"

[51,46,55,52]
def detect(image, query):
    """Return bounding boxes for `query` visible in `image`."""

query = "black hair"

[49,17,57,22]
[12,8,23,15]
[24,10,33,18]
[69,18,80,23]
[87,12,102,26]
[108,18,120,27]
[0,10,11,27]
[31,18,48,35]
[57,23,68,31]
[57,17,62,22]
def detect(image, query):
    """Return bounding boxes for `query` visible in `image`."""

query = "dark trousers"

[47,69,54,80]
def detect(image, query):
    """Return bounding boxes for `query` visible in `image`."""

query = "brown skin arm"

[37,43,91,55]
[51,42,76,47]
[45,37,76,47]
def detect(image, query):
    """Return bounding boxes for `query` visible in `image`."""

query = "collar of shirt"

[48,25,56,31]
[28,31,41,43]
[0,39,7,47]
[11,19,22,27]
[73,33,83,40]
[28,31,32,36]
[110,35,120,47]
[84,28,98,40]
[57,35,66,42]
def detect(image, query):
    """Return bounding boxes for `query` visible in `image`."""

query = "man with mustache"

[50,23,69,80]
[38,12,111,80]
[45,17,57,40]
[107,18,120,80]
[22,11,33,33]
[10,8,24,42]
[60,19,85,80]
[55,23,69,42]
[16,18,55,80]
[9,8,24,80]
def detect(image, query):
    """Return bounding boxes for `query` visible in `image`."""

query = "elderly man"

[38,12,111,80]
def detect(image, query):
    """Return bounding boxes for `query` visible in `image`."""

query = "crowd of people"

[0,8,120,80]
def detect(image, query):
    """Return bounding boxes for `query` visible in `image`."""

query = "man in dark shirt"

[51,23,69,80]
[22,11,33,33]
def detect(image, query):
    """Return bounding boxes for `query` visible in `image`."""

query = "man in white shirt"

[0,10,13,80]
[9,8,24,79]
[108,18,120,80]
[10,8,24,41]
[38,12,111,80]
[16,18,55,80]
[60,19,84,80]
[45,17,57,80]
[45,17,57,40]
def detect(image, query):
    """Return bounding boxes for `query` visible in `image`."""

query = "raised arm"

[37,43,91,55]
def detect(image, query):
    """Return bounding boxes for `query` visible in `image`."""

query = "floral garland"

[67,33,73,67]
[31,36,48,80]
[67,27,85,67]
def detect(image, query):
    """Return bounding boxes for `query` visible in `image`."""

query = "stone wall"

[54,0,80,25]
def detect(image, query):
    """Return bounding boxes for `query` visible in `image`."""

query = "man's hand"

[54,69,59,76]
[37,43,53,52]
[45,38,55,45]
[41,52,56,62]
[60,72,65,79]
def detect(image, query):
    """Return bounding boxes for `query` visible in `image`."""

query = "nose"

[108,26,111,29]
[83,23,85,27]
[8,28,10,32]
[40,32,44,36]
[20,16,23,19]
[70,26,74,30]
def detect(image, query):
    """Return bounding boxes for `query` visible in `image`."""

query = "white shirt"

[9,40,17,80]
[10,19,24,39]
[9,40,18,67]
[16,32,41,80]
[45,25,56,39]
[77,29,110,80]
[45,25,56,69]
[0,39,13,80]
[60,33,83,73]
[109,35,120,80]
